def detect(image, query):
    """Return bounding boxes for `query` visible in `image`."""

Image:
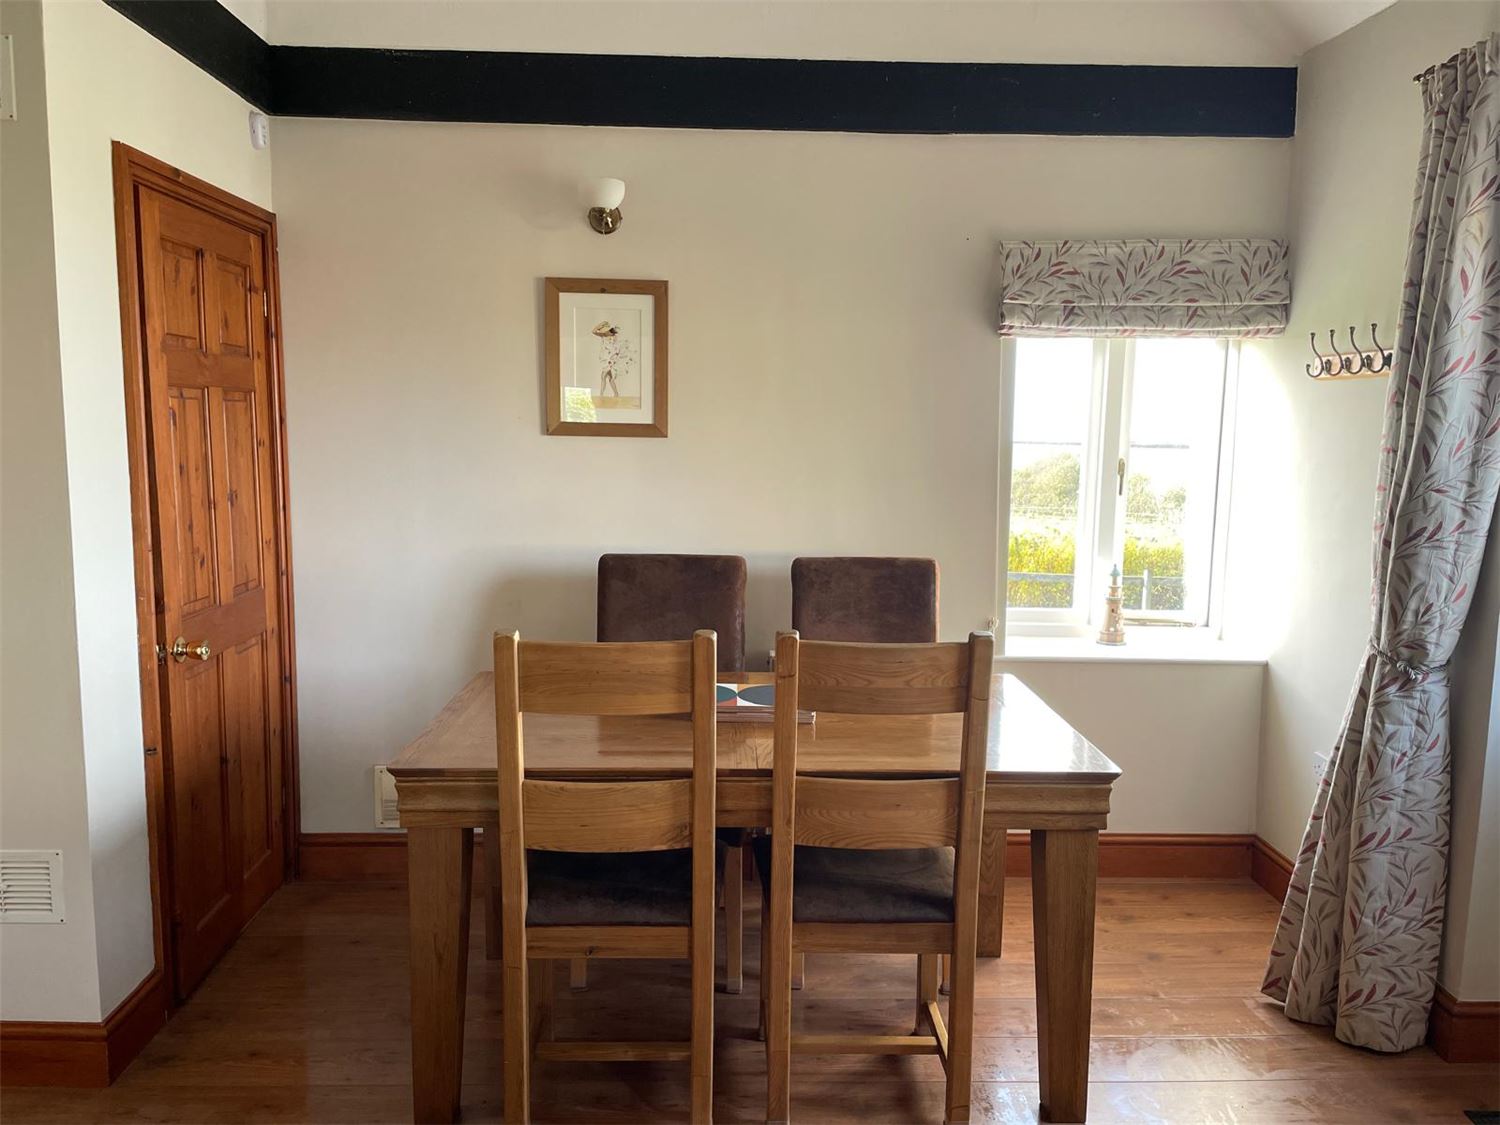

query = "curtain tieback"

[1370,643,1447,682]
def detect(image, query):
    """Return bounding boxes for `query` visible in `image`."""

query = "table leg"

[483,820,502,960]
[1031,829,1097,1124]
[977,824,1006,958]
[409,826,474,1125]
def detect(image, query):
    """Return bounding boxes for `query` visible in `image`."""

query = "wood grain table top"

[389,671,1120,786]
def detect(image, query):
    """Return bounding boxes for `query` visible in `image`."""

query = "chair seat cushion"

[753,839,955,924]
[527,848,702,927]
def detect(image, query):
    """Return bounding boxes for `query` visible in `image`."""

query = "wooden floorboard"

[3,878,1495,1123]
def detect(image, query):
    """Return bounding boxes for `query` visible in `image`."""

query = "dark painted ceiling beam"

[103,0,1297,137]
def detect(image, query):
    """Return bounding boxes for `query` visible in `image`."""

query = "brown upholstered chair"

[599,553,748,675]
[787,557,961,989]
[595,552,750,993]
[791,556,939,643]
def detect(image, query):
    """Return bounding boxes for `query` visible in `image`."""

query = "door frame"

[111,142,300,996]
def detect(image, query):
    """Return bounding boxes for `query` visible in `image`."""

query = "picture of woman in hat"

[591,319,637,402]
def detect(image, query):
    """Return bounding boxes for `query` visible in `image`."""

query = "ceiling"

[224,0,1397,67]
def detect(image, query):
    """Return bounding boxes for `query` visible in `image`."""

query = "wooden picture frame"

[545,277,668,437]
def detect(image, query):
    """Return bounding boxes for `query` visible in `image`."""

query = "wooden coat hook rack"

[1306,323,1394,380]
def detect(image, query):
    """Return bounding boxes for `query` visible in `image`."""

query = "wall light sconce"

[583,177,625,235]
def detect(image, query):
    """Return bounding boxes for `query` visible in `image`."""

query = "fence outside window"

[1006,570,1186,612]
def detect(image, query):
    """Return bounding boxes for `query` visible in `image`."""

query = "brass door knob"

[170,636,211,663]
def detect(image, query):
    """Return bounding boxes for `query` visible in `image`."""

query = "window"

[1003,336,1234,634]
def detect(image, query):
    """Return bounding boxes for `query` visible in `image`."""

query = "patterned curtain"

[995,238,1289,337]
[1262,34,1500,1053]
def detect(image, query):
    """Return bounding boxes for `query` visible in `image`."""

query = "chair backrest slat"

[793,776,959,849]
[496,630,717,858]
[518,639,692,716]
[524,779,694,852]
[770,629,994,857]
[796,640,969,715]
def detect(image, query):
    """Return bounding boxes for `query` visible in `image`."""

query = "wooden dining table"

[389,670,1121,1124]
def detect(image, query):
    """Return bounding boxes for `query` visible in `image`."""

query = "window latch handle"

[1117,457,1127,496]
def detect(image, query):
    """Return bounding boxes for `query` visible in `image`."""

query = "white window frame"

[999,336,1238,638]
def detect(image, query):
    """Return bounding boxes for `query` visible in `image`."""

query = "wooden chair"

[758,630,994,1124]
[483,557,746,989]
[791,557,1001,982]
[595,552,751,995]
[494,630,718,1125]
[787,556,946,989]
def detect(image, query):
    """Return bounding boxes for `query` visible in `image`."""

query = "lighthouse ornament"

[1098,564,1126,646]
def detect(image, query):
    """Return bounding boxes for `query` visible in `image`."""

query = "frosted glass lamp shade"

[582,177,626,234]
[583,177,626,210]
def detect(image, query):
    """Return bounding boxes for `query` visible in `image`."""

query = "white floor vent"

[0,850,65,923]
[373,766,400,829]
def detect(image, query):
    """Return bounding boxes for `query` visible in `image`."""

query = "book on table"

[716,683,814,724]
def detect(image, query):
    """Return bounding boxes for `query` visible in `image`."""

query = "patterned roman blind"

[996,238,1291,338]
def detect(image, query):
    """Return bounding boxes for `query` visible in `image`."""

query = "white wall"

[0,0,102,1023]
[271,117,1289,832]
[1228,0,1500,1000]
[0,0,274,1020]
[998,657,1264,833]
[1444,503,1500,1000]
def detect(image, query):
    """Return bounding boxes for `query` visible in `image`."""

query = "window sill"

[1000,631,1266,666]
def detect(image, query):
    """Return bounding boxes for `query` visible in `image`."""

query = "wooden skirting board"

[1429,987,1500,1064]
[297,831,415,881]
[1006,832,1258,879]
[1249,835,1295,902]
[0,968,167,1088]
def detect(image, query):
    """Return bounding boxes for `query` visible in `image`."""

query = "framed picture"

[544,278,668,437]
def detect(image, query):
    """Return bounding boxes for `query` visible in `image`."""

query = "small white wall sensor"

[1,36,17,121]
[249,110,269,150]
